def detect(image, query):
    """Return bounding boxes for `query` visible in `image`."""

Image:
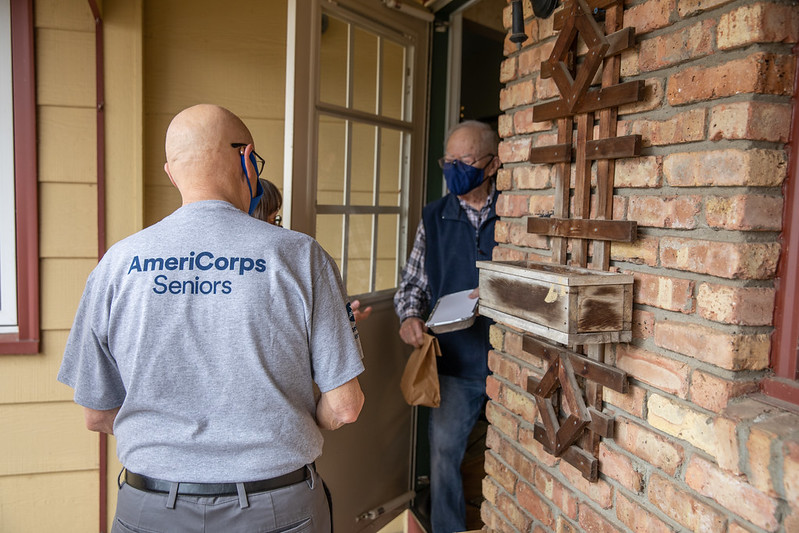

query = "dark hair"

[251,178,283,223]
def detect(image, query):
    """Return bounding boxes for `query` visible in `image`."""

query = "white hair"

[445,120,499,155]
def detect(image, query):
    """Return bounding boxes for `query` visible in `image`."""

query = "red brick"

[498,137,532,163]
[631,115,714,150]
[554,516,579,533]
[559,461,614,509]
[536,75,560,100]
[485,450,518,494]
[496,167,512,192]
[496,192,532,217]
[603,383,647,418]
[717,3,799,50]
[609,236,660,266]
[500,80,535,110]
[497,437,536,482]
[623,0,676,35]
[500,56,518,83]
[664,149,786,187]
[659,237,780,279]
[514,107,552,134]
[632,309,654,340]
[746,420,783,497]
[503,383,538,423]
[517,481,555,528]
[638,19,715,71]
[685,455,779,531]
[529,194,555,216]
[488,350,521,384]
[627,195,701,229]
[614,156,662,188]
[534,466,578,518]
[487,400,521,441]
[519,425,560,468]
[689,369,758,413]
[615,491,673,533]
[494,219,511,244]
[514,165,551,190]
[709,102,792,143]
[493,246,527,261]
[613,417,684,475]
[654,320,770,370]
[598,443,643,492]
[783,440,799,531]
[616,343,690,397]
[678,0,735,17]
[667,53,795,105]
[704,194,783,231]
[696,282,776,326]
[497,491,534,532]
[508,221,549,249]
[483,475,500,505]
[498,114,514,140]
[728,523,758,533]
[647,474,725,532]
[578,503,624,533]
[518,44,549,77]
[618,78,665,115]
[630,270,695,313]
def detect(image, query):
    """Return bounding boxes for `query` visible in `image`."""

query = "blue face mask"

[442,158,491,196]
[240,152,264,215]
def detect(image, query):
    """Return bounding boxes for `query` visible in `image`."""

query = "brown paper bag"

[400,333,442,408]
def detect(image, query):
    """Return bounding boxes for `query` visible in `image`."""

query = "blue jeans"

[429,374,488,533]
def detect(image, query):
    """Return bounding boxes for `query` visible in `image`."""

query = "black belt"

[124,466,310,497]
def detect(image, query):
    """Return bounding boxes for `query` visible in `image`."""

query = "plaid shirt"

[393,183,496,323]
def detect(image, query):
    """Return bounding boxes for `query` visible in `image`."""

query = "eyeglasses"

[231,143,265,175]
[437,153,494,169]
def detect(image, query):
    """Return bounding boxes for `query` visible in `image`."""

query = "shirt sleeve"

[393,219,432,323]
[57,267,127,410]
[308,242,365,393]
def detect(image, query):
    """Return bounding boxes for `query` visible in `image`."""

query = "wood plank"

[585,135,641,160]
[573,112,593,266]
[0,330,75,404]
[38,106,97,184]
[36,29,95,107]
[523,334,629,392]
[559,355,590,421]
[529,143,572,164]
[0,402,97,476]
[527,217,638,242]
[605,27,636,56]
[535,359,562,397]
[532,80,644,122]
[478,259,635,286]
[554,0,622,30]
[535,398,559,451]
[588,407,614,437]
[562,444,599,481]
[40,258,97,331]
[554,414,589,456]
[533,422,555,454]
[577,284,626,332]
[0,471,98,532]
[39,183,98,259]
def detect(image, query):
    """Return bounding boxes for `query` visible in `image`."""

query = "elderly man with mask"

[58,104,365,533]
[394,120,501,533]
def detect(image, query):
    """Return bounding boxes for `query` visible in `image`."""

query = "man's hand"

[84,406,120,434]
[317,377,365,431]
[350,299,373,323]
[399,317,427,348]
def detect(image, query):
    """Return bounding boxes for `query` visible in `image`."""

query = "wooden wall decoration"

[523,0,642,481]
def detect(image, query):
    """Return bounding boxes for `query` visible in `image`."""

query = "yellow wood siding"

[0,0,100,531]
[143,0,288,225]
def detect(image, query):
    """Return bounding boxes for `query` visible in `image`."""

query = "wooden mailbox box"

[477,260,633,346]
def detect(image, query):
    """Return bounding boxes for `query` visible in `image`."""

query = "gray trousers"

[111,467,331,533]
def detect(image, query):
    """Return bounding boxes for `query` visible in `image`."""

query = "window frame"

[766,64,799,404]
[0,0,39,355]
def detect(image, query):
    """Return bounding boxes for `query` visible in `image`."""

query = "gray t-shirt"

[58,200,365,482]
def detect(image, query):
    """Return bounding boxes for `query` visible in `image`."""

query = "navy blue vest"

[422,189,498,380]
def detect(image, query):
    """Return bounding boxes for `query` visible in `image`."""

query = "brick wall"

[483,0,799,531]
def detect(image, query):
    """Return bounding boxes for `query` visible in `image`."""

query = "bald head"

[164,104,255,209]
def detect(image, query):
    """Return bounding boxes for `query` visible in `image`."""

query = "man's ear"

[164,162,177,188]
[488,154,501,176]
